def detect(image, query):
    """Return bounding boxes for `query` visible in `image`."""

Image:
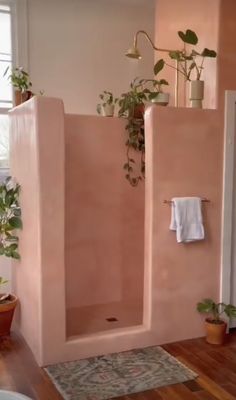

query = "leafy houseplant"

[144,78,169,106]
[168,29,217,81]
[4,66,33,106]
[97,90,118,117]
[197,298,236,344]
[118,78,148,186]
[118,74,169,186]
[154,29,217,108]
[0,176,22,336]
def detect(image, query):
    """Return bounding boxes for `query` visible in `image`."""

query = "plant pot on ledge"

[189,80,204,108]
[0,294,18,336]
[151,92,170,106]
[14,90,33,107]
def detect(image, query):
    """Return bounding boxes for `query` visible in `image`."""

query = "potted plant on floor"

[97,90,118,117]
[4,66,33,106]
[0,176,22,336]
[154,29,217,108]
[197,298,236,345]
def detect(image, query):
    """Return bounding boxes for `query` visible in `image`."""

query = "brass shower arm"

[133,30,175,54]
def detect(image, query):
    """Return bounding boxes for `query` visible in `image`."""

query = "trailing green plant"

[118,78,148,118]
[4,66,32,92]
[97,90,118,114]
[118,78,148,186]
[154,29,217,82]
[197,298,236,324]
[0,176,22,260]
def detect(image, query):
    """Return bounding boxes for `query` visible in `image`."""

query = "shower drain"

[106,317,118,322]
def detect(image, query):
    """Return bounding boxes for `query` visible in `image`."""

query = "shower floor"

[66,300,143,337]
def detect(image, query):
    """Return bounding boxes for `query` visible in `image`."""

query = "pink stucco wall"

[10,99,42,363]
[10,97,65,365]
[155,0,220,108]
[65,114,144,336]
[65,115,144,310]
[144,106,221,341]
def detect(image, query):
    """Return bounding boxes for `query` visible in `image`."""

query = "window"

[0,2,13,170]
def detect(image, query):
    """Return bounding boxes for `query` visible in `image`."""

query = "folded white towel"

[170,197,205,243]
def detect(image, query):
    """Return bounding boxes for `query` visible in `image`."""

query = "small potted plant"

[0,176,22,336]
[154,29,217,108]
[197,298,236,345]
[144,78,170,106]
[118,78,148,119]
[97,90,118,117]
[4,66,33,106]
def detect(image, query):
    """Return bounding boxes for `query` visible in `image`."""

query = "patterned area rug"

[45,346,197,400]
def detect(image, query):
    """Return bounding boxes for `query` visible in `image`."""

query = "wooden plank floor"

[1,331,236,399]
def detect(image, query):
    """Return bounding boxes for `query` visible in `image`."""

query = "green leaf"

[191,49,200,56]
[197,298,215,313]
[201,48,217,58]
[224,304,236,318]
[0,277,8,285]
[154,59,165,75]
[149,92,158,100]
[12,251,20,260]
[159,79,169,86]
[9,216,22,229]
[7,243,18,251]
[169,50,181,60]
[178,29,198,45]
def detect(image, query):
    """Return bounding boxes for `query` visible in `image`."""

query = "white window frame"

[0,1,14,113]
[0,0,28,170]
[221,90,236,328]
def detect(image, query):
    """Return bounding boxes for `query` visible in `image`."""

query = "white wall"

[27,0,155,114]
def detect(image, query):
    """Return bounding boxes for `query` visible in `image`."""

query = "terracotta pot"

[21,90,33,103]
[14,90,22,106]
[205,318,227,345]
[14,90,33,107]
[0,294,18,336]
[133,104,145,119]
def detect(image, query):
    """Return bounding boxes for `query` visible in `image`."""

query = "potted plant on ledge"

[4,66,33,106]
[197,298,236,345]
[97,90,118,117]
[118,78,148,186]
[154,29,217,108]
[143,78,170,106]
[0,177,22,336]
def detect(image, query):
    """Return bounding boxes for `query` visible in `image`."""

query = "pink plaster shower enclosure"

[9,96,221,366]
[10,97,147,366]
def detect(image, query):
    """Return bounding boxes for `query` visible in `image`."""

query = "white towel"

[170,197,205,243]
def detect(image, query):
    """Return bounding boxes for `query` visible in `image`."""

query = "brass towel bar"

[164,198,210,204]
